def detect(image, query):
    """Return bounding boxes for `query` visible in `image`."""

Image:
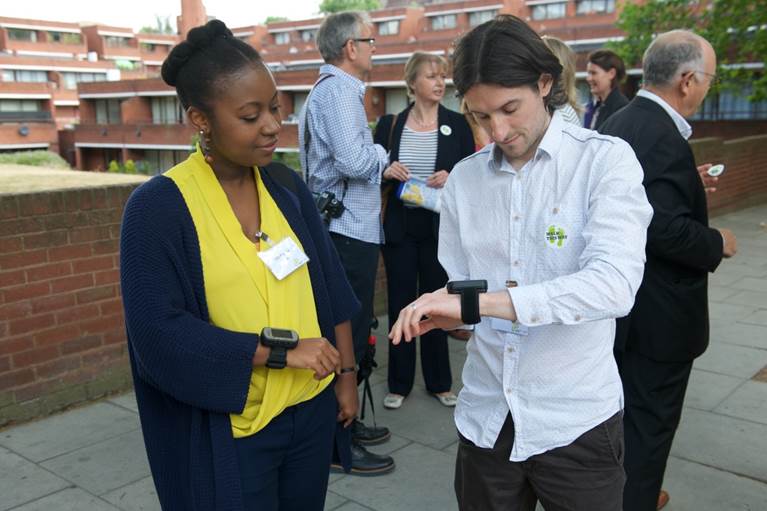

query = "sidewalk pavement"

[2,204,767,511]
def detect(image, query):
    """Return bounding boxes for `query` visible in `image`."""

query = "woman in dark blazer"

[584,49,629,130]
[373,52,475,410]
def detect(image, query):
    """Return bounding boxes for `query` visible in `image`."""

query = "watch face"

[270,328,295,339]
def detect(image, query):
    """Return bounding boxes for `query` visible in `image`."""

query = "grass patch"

[0,150,70,169]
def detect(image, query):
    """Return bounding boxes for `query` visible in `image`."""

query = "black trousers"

[616,348,694,511]
[330,233,380,369]
[455,411,625,511]
[235,386,336,511]
[381,207,451,396]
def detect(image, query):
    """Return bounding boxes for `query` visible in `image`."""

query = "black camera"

[314,191,345,224]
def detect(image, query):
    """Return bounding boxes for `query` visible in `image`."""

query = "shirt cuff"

[508,284,551,327]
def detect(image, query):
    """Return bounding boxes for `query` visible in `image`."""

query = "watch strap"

[460,289,481,325]
[266,346,288,369]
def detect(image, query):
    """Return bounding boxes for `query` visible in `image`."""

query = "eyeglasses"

[346,37,375,47]
[690,70,719,85]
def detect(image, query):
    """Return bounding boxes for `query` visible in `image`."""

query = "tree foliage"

[608,0,767,100]
[264,16,289,24]
[319,0,381,14]
[139,15,175,35]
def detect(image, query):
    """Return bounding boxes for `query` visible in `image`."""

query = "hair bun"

[161,20,233,87]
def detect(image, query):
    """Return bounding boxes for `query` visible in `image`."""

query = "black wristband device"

[260,327,299,369]
[447,280,488,325]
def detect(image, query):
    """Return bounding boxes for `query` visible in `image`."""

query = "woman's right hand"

[286,338,341,380]
[383,161,410,182]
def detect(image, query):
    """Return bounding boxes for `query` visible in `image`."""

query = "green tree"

[265,16,289,24]
[139,15,175,35]
[608,0,767,100]
[319,0,381,14]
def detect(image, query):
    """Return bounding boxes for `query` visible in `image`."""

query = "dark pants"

[382,207,451,395]
[616,349,693,511]
[235,386,336,511]
[455,411,625,511]
[330,232,379,365]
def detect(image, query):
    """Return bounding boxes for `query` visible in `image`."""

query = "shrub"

[0,150,70,169]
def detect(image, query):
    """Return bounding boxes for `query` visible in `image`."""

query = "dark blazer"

[593,87,630,130]
[120,164,359,510]
[600,96,724,362]
[374,103,475,244]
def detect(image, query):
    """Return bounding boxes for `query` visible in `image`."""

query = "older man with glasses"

[299,11,395,476]
[600,30,737,511]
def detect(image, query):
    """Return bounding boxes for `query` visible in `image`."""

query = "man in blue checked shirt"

[299,11,395,476]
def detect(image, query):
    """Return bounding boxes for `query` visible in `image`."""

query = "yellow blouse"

[166,148,333,438]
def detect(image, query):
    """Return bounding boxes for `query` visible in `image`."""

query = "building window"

[377,20,400,36]
[7,28,37,42]
[0,99,42,112]
[691,83,767,121]
[300,30,316,42]
[140,42,158,52]
[151,97,184,124]
[431,14,457,31]
[576,0,616,15]
[292,92,309,122]
[531,3,567,20]
[104,36,131,48]
[61,72,106,90]
[274,32,290,45]
[95,99,122,124]
[49,31,82,44]
[143,150,191,175]
[1,70,48,83]
[469,10,497,27]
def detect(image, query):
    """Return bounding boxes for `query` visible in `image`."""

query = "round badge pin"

[707,164,725,177]
[440,125,452,136]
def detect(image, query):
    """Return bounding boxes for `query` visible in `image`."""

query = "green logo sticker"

[545,225,568,248]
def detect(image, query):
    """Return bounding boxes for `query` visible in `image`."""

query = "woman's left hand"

[426,170,449,189]
[335,372,359,427]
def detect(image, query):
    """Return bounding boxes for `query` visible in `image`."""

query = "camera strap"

[303,73,349,203]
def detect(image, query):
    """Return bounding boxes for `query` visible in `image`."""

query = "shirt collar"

[486,110,564,173]
[636,89,692,140]
[319,63,367,97]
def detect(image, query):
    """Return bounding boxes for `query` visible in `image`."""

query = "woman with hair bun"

[120,19,360,510]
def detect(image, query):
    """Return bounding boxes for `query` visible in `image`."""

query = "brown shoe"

[657,490,670,510]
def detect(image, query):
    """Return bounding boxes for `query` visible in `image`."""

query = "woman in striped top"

[374,52,475,411]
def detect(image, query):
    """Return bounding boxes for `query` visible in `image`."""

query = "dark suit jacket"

[374,103,475,244]
[593,87,630,130]
[600,96,723,362]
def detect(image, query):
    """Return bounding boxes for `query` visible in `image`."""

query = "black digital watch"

[446,280,488,325]
[260,327,300,369]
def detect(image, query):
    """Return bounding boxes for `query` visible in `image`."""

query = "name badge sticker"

[257,237,309,280]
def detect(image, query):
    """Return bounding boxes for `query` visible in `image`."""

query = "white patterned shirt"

[440,111,653,461]
[299,64,389,244]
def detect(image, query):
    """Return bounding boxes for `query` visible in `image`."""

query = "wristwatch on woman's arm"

[260,327,299,369]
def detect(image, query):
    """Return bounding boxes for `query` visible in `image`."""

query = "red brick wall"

[0,183,140,426]
[690,134,767,216]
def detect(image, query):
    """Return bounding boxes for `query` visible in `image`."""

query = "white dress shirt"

[440,111,653,461]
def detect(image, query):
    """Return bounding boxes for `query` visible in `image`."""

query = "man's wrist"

[479,291,517,323]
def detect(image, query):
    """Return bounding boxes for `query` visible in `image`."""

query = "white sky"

[1,1,323,31]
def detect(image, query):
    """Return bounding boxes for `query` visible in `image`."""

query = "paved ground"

[2,204,766,511]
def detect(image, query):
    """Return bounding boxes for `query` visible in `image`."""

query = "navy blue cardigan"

[120,163,359,510]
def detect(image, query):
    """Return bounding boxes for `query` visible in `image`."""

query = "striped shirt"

[398,126,438,181]
[298,64,389,244]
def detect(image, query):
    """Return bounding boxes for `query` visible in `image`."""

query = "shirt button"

[513,260,520,267]
[506,388,513,395]
[552,207,559,214]
[513,215,521,221]
[507,346,514,353]
[530,315,540,323]
[575,314,582,321]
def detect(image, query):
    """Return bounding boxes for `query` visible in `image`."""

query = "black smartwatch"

[260,327,299,369]
[447,280,488,325]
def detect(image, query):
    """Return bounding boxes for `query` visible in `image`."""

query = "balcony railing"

[0,111,53,122]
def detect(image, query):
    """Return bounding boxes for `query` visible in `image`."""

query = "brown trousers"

[455,411,625,511]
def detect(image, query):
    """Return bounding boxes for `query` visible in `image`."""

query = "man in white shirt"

[389,15,653,510]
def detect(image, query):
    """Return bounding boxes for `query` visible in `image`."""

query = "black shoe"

[351,419,391,445]
[330,441,395,476]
